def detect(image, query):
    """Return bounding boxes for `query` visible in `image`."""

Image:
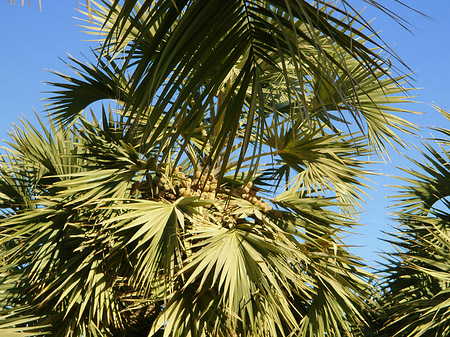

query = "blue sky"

[1,1,450,267]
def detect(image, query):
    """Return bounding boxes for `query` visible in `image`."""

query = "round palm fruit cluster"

[151,166,217,200]
[150,167,273,213]
[151,166,193,200]
[189,169,220,199]
[233,181,272,213]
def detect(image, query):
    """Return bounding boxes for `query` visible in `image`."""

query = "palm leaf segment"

[0,1,421,336]
[381,108,450,336]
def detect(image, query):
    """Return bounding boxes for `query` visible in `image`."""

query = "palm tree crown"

[0,1,420,336]
[380,108,450,336]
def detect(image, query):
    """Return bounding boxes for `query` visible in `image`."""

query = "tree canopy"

[2,1,445,337]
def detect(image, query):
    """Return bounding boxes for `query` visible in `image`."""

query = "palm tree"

[0,1,420,336]
[0,113,371,336]
[379,108,450,336]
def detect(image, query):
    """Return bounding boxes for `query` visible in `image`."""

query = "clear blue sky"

[1,1,450,267]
